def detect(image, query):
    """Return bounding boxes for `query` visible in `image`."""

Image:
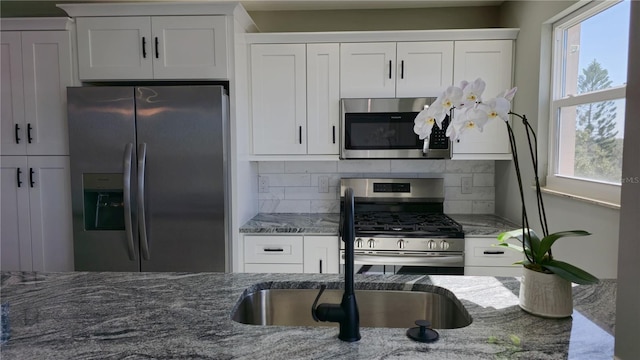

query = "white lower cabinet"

[242,234,339,274]
[464,237,523,276]
[303,236,339,274]
[1,156,73,271]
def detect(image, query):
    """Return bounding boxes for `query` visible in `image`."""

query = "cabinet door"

[0,156,32,271]
[250,44,306,155]
[340,42,396,98]
[303,236,339,274]
[1,32,26,156]
[21,31,73,156]
[151,16,228,79]
[306,44,340,155]
[396,41,454,98]
[453,40,513,159]
[27,156,73,272]
[76,17,153,80]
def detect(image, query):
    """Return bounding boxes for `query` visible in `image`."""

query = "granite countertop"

[239,213,519,237]
[0,272,614,359]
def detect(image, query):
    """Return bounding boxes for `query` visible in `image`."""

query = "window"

[549,0,630,206]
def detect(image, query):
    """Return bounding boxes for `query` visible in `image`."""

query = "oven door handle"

[352,253,463,266]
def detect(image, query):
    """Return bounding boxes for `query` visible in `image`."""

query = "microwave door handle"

[123,143,136,261]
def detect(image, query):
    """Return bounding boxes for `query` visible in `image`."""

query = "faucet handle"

[311,285,327,322]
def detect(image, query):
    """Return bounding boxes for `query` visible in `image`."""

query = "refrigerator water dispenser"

[83,174,125,231]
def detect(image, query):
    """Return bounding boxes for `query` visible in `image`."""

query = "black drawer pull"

[15,124,21,144]
[264,248,284,252]
[388,60,392,79]
[29,167,35,187]
[299,126,302,144]
[27,123,33,143]
[155,37,159,59]
[319,259,323,273]
[332,126,336,144]
[483,250,505,255]
[17,168,23,188]
[401,60,404,79]
[142,37,147,58]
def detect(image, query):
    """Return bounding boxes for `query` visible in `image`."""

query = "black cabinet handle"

[401,60,404,79]
[299,126,302,144]
[263,248,284,252]
[29,168,35,188]
[319,259,323,274]
[15,124,21,144]
[483,250,505,255]
[27,123,33,143]
[17,168,23,188]
[388,60,392,79]
[142,37,147,58]
[155,37,159,59]
[332,126,336,144]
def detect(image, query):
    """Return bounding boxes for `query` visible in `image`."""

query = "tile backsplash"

[257,160,495,214]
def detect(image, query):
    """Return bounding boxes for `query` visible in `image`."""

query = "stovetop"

[352,211,464,238]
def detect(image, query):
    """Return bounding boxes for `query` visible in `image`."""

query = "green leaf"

[498,229,541,263]
[543,259,600,285]
[493,242,524,253]
[538,230,591,261]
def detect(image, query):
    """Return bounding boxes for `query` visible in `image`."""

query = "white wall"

[497,1,619,279]
[615,1,640,358]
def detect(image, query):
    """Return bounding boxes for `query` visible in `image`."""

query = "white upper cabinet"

[340,42,396,98]
[452,40,513,160]
[340,41,454,98]
[396,42,454,98]
[76,16,228,80]
[306,44,340,155]
[251,44,307,155]
[251,43,340,156]
[0,30,73,156]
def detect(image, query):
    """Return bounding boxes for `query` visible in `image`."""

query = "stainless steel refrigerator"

[67,85,229,272]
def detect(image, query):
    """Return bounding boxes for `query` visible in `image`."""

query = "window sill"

[539,187,620,210]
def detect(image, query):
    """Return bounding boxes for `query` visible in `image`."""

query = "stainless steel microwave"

[340,98,452,159]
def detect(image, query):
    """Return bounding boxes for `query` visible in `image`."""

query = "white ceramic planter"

[519,266,573,318]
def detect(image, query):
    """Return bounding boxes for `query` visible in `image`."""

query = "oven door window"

[344,112,420,150]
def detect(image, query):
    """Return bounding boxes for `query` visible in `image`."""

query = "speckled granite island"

[1,272,614,359]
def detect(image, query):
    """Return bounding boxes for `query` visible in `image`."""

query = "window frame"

[547,0,627,206]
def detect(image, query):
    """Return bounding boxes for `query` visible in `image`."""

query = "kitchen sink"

[231,286,472,329]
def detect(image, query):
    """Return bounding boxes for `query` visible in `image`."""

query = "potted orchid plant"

[413,78,598,318]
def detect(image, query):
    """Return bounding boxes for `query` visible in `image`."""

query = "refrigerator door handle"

[138,143,151,260]
[123,143,136,261]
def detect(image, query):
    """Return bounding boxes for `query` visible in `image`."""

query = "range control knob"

[440,240,450,250]
[427,240,437,250]
[397,239,406,249]
[367,239,376,248]
[355,238,363,248]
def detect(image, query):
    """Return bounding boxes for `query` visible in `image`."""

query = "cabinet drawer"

[244,263,304,273]
[244,235,303,264]
[464,237,523,267]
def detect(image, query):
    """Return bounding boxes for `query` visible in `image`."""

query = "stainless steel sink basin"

[232,287,471,329]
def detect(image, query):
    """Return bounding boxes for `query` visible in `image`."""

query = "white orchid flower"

[478,96,511,122]
[413,102,446,140]
[459,78,486,109]
[499,87,518,101]
[438,86,463,112]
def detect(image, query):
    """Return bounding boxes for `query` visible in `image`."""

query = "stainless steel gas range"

[339,178,464,275]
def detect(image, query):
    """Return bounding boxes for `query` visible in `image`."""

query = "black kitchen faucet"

[311,187,361,342]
